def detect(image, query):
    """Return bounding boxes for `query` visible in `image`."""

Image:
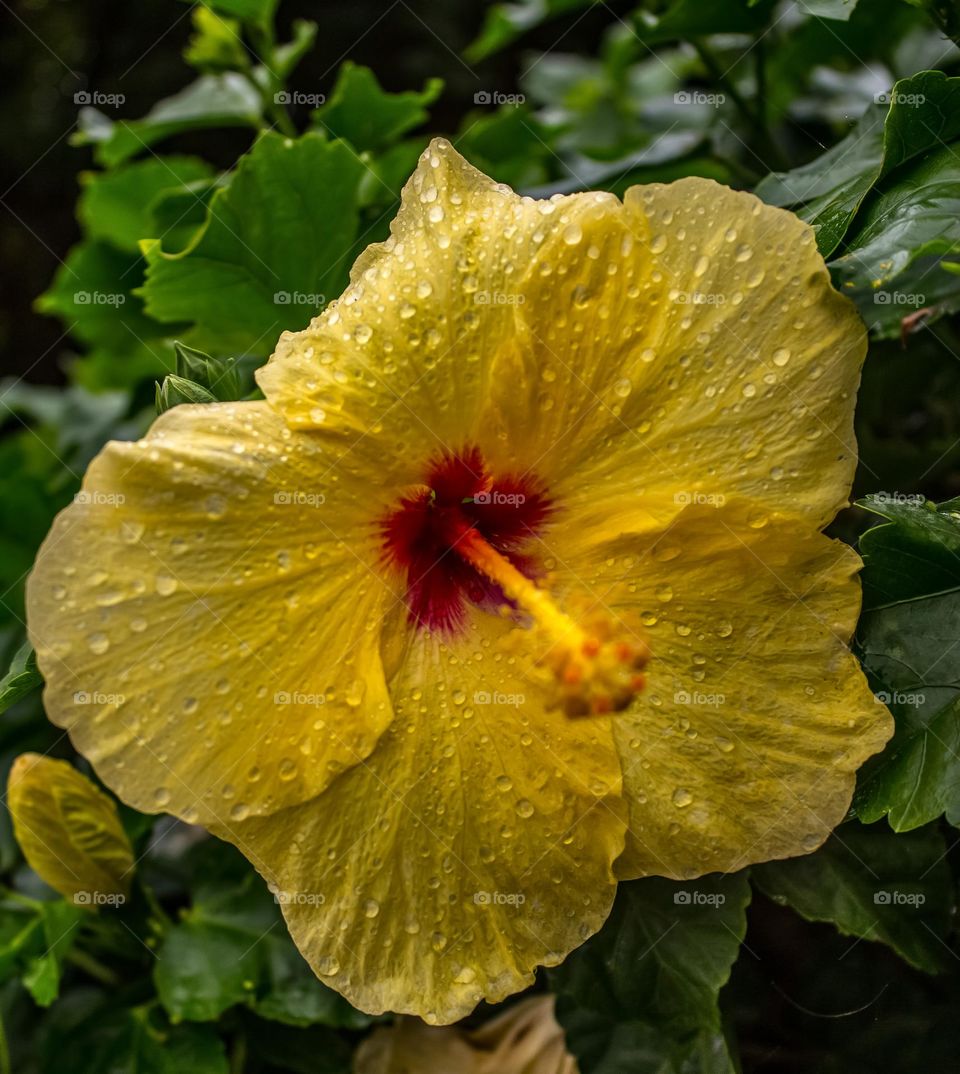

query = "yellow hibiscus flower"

[26,138,892,1024]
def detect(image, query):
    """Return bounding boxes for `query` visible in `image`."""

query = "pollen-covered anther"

[541,620,650,719]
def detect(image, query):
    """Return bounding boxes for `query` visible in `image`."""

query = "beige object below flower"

[7,753,134,906]
[355,995,577,1074]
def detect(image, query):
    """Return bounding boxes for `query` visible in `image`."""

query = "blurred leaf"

[183,7,247,74]
[272,19,319,81]
[632,0,776,43]
[854,496,960,829]
[0,896,83,1007]
[201,0,278,28]
[78,157,214,253]
[797,0,860,17]
[550,874,749,1073]
[73,74,263,168]
[40,1004,229,1074]
[0,643,41,715]
[312,62,442,153]
[8,754,135,905]
[155,845,369,1028]
[754,822,954,971]
[34,241,173,385]
[756,70,960,257]
[141,132,364,355]
[466,0,596,62]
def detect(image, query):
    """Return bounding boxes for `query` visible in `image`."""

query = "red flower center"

[379,446,553,633]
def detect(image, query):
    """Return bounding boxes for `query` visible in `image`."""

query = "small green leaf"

[549,873,749,1073]
[141,132,365,355]
[0,642,41,715]
[754,822,954,972]
[183,6,248,73]
[0,896,83,1007]
[78,157,214,253]
[201,0,278,29]
[73,74,263,168]
[312,63,442,153]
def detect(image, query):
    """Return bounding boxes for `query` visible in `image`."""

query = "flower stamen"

[450,523,649,718]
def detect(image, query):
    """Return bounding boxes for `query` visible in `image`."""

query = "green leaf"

[78,157,214,253]
[754,822,954,972]
[73,74,263,168]
[549,874,750,1073]
[0,896,83,1007]
[40,1005,229,1074]
[312,62,442,153]
[465,0,596,62]
[756,70,960,258]
[141,132,365,355]
[35,241,173,387]
[183,6,247,74]
[829,142,960,337]
[796,0,860,18]
[854,496,960,829]
[0,643,41,715]
[271,20,319,83]
[154,849,369,1028]
[201,0,278,29]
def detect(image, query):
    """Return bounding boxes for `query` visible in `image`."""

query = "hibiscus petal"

[27,402,395,826]
[214,609,625,1023]
[564,499,893,879]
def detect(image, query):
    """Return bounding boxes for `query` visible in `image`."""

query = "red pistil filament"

[380,447,649,718]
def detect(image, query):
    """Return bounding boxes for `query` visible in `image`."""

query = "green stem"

[249,25,298,137]
[692,37,787,172]
[67,948,121,987]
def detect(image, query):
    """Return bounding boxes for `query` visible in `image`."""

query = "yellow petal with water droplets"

[8,753,134,904]
[556,500,892,879]
[256,137,631,482]
[214,610,625,1024]
[355,995,578,1073]
[27,402,394,827]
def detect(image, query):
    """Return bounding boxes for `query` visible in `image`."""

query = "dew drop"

[672,787,693,808]
[317,955,340,976]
